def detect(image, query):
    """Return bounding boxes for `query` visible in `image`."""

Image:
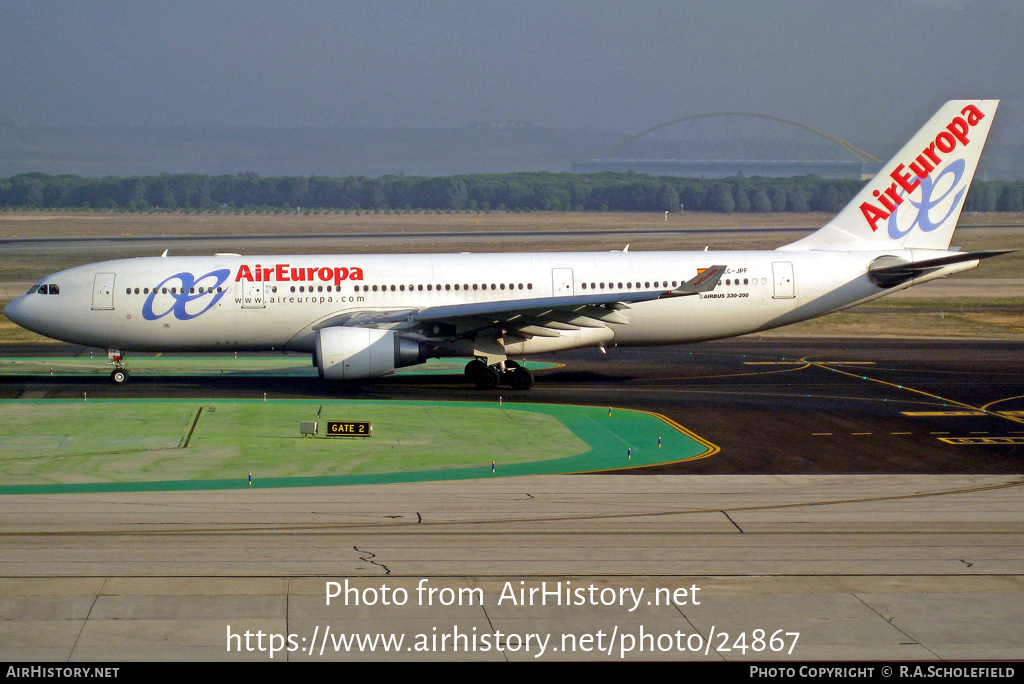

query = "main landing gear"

[108,349,129,385]
[465,359,534,390]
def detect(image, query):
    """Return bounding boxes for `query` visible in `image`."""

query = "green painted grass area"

[0,399,715,494]
[0,356,557,378]
[0,402,196,484]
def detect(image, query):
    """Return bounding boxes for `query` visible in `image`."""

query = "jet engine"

[315,327,426,380]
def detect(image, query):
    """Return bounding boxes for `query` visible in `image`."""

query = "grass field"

[0,401,585,483]
[756,297,1024,339]
[0,399,715,492]
[0,208,834,240]
[1,208,1020,239]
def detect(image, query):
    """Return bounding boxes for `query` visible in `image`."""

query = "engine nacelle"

[315,327,425,380]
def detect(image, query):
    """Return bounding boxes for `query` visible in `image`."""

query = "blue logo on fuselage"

[887,158,966,240]
[142,269,230,321]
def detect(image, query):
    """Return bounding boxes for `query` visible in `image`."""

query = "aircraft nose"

[4,294,45,333]
[3,296,29,327]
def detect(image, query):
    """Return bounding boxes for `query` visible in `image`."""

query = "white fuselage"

[4,247,974,357]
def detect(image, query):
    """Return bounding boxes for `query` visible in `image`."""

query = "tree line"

[1,171,1021,213]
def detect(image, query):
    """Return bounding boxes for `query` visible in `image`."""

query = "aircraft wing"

[313,266,726,342]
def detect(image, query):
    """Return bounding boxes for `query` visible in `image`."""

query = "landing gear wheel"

[473,366,501,390]
[111,368,129,385]
[465,359,486,382]
[507,366,534,390]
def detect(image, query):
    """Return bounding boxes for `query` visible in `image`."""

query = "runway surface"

[1,337,1023,661]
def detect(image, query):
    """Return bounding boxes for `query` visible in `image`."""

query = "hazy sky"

[2,0,1022,144]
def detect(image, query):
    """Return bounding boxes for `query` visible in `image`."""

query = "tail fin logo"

[885,158,965,239]
[860,104,985,235]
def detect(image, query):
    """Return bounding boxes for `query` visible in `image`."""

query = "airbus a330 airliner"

[4,100,1011,390]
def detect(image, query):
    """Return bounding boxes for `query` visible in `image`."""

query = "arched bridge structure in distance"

[571,112,882,180]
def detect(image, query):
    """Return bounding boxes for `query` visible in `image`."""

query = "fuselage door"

[771,262,795,299]
[241,281,265,309]
[91,273,115,310]
[552,268,574,296]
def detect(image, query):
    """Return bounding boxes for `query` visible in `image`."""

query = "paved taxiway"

[2,474,1022,661]
[1,337,1023,660]
[4,337,1024,473]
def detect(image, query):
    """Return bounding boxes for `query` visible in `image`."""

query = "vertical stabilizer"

[782,100,998,251]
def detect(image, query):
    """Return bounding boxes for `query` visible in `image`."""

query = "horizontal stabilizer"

[868,250,1013,287]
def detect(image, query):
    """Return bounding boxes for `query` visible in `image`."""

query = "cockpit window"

[48,284,59,295]
[32,284,60,295]
[35,285,47,294]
